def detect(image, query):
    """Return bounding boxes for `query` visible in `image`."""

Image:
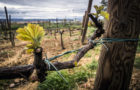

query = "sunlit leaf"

[98,6,104,11]
[74,61,78,67]
[16,34,33,41]
[100,11,109,20]
[94,5,98,11]
[16,23,45,53]
[26,44,34,49]
[26,49,34,53]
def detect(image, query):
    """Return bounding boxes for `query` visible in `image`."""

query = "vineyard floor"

[0,29,140,90]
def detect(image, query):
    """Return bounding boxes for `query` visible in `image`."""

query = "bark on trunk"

[33,48,47,82]
[94,0,140,90]
[0,65,34,79]
[68,27,72,37]
[59,30,65,49]
[54,30,57,39]
[4,7,15,47]
[9,15,15,47]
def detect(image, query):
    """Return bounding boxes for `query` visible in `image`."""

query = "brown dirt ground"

[0,30,140,90]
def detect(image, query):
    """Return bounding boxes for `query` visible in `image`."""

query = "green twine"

[44,49,81,84]
[44,59,68,84]
[90,38,140,44]
[89,38,140,51]
[43,38,140,83]
[47,48,81,61]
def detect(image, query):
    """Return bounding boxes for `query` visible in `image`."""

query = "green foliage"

[63,53,71,58]
[0,80,13,90]
[134,56,140,69]
[38,67,91,90]
[87,59,98,70]
[11,23,25,30]
[101,0,108,10]
[136,36,140,53]
[73,68,90,84]
[38,71,74,90]
[92,5,109,20]
[88,20,95,27]
[16,23,45,53]
[0,50,14,58]
[134,36,140,69]
[85,50,92,58]
[87,27,96,37]
[94,45,101,55]
[100,11,109,20]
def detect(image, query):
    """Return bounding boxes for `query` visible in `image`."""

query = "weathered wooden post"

[4,7,9,28]
[3,21,8,39]
[4,6,15,47]
[33,48,47,82]
[81,11,88,36]
[48,20,52,35]
[9,15,15,47]
[59,30,65,49]
[81,0,93,44]
[82,11,86,28]
[54,29,57,39]
[56,18,59,33]
[68,26,72,37]
[4,7,9,40]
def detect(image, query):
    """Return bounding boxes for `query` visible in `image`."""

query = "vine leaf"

[16,23,45,53]
[100,11,109,20]
[92,5,109,20]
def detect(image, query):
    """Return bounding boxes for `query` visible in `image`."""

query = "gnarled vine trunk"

[94,0,140,90]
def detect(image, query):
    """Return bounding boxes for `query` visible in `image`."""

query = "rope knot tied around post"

[89,38,140,51]
[44,54,69,84]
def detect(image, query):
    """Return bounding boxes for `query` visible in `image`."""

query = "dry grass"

[0,30,93,90]
[1,29,138,90]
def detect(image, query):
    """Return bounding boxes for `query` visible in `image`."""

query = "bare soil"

[0,30,140,90]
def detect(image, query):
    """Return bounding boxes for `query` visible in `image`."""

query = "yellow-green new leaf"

[26,49,34,54]
[26,44,34,49]
[100,11,109,20]
[98,6,104,11]
[74,61,78,67]
[94,5,98,11]
[16,34,33,42]
[16,23,45,53]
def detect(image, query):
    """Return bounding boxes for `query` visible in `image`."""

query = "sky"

[0,0,101,19]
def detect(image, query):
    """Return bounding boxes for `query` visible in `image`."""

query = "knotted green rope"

[90,38,140,44]
[43,38,140,83]
[89,38,140,50]
[44,59,69,84]
[43,49,81,84]
[47,48,81,61]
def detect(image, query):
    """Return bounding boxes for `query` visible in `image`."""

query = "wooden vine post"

[82,12,86,28]
[56,18,59,33]
[9,15,15,47]
[0,21,7,39]
[48,20,52,35]
[33,48,47,82]
[81,11,88,36]
[59,30,65,49]
[81,0,93,44]
[94,0,140,90]
[54,30,57,39]
[4,6,15,47]
[68,27,72,37]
